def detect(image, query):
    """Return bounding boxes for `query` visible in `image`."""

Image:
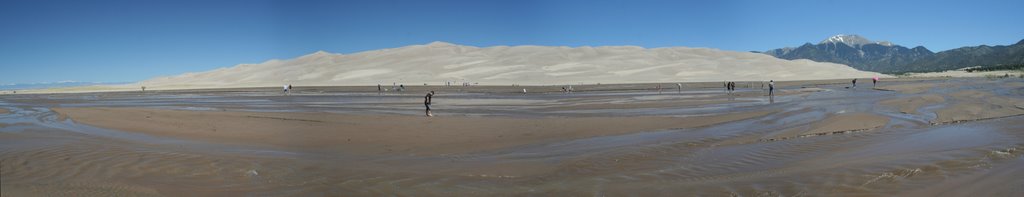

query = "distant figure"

[657,84,662,94]
[872,77,879,87]
[852,78,857,89]
[730,82,736,93]
[283,85,289,95]
[424,91,434,117]
[522,88,527,94]
[768,80,775,97]
[677,83,683,94]
[568,85,573,93]
[141,86,145,92]
[377,84,382,95]
[400,84,405,91]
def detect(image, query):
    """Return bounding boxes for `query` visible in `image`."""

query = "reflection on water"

[2,79,1024,196]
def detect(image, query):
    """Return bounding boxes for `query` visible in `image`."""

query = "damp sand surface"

[3,78,1024,196]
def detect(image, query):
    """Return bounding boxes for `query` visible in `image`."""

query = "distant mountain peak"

[765,34,1023,74]
[820,34,866,45]
[820,34,884,47]
[764,34,936,73]
[819,34,876,46]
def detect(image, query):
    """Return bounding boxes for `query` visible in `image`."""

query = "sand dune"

[129,42,886,90]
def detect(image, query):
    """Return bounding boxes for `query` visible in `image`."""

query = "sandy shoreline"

[5,77,1024,196]
[880,94,946,114]
[933,90,1024,124]
[54,107,774,155]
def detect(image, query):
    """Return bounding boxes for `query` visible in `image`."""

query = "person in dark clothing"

[424,91,434,117]
[852,78,857,88]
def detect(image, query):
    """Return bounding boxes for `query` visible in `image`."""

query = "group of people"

[851,77,881,89]
[376,83,403,94]
[726,80,776,97]
[724,81,737,93]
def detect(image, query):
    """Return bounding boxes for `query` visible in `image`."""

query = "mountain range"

[763,34,1024,74]
[135,42,883,89]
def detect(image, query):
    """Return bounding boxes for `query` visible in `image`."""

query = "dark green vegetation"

[764,37,1024,74]
[965,64,1024,73]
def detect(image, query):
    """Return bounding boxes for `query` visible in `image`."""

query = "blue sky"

[1,0,1022,84]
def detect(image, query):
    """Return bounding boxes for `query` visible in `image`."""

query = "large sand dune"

[136,42,884,89]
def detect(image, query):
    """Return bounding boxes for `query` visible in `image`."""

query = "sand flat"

[880,94,946,114]
[876,82,947,94]
[5,78,1024,196]
[765,112,890,141]
[541,99,743,111]
[53,107,774,155]
[933,90,1024,124]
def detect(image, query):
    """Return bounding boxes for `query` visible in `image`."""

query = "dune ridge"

[130,42,885,90]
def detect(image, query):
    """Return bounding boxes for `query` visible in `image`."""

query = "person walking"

[872,77,879,88]
[424,91,434,117]
[677,83,683,94]
[852,78,857,89]
[768,80,775,97]
[730,82,736,93]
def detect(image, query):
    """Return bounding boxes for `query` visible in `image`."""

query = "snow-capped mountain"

[765,34,1024,73]
[819,34,894,47]
[764,34,933,73]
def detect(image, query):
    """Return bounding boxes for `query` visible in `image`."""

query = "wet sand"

[3,78,1024,196]
[880,94,946,114]
[933,90,1024,124]
[52,107,774,155]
